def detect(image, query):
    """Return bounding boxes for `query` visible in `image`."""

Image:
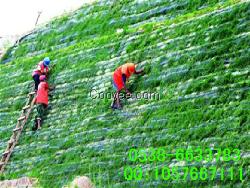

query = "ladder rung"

[1,90,36,174]
[8,141,15,148]
[13,127,22,132]
[22,105,30,111]
[28,91,36,96]
[18,116,26,121]
[2,151,10,156]
[8,139,15,144]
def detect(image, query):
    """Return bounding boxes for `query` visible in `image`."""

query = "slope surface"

[0,0,249,187]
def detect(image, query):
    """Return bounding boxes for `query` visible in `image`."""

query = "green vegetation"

[0,0,249,187]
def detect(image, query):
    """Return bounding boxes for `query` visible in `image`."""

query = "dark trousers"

[33,74,40,90]
[36,103,47,119]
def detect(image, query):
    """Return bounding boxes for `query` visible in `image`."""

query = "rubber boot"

[32,119,38,131]
[112,102,122,110]
[111,100,117,109]
[37,118,42,130]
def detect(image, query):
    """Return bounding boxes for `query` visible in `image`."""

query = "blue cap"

[43,57,50,66]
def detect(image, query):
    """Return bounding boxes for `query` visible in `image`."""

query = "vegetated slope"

[0,0,249,187]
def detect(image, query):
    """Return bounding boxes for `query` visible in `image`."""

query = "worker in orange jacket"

[33,75,54,130]
[32,57,50,91]
[111,62,143,109]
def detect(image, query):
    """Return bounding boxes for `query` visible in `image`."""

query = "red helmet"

[39,75,46,81]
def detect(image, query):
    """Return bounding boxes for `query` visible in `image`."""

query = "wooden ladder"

[0,91,37,173]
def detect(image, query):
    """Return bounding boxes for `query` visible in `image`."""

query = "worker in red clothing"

[32,57,50,91]
[111,62,143,109]
[33,75,53,130]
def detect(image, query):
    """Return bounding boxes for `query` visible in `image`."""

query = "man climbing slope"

[33,75,53,130]
[111,62,143,109]
[32,57,50,91]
